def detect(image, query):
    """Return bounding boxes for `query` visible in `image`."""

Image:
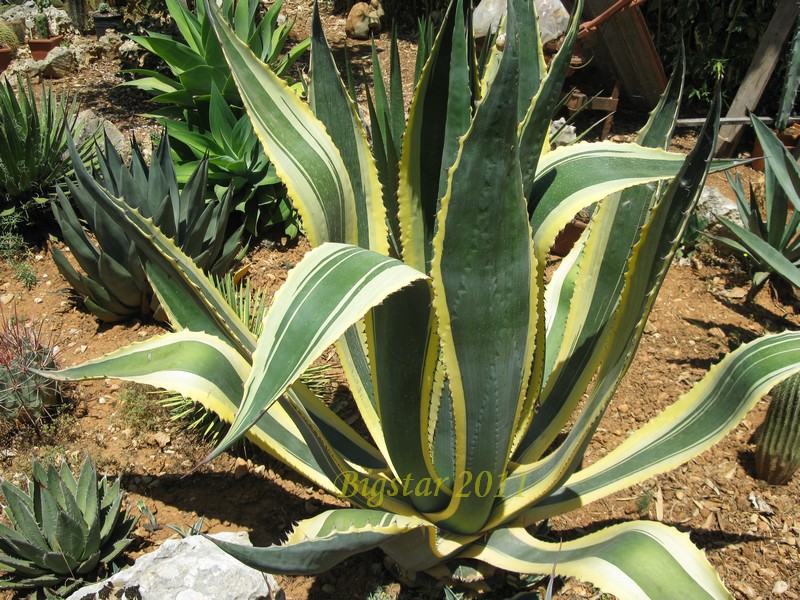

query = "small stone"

[0,294,13,305]
[774,581,789,595]
[79,344,88,353]
[708,326,725,339]
[618,403,629,414]
[98,396,106,404]
[725,286,747,300]
[34,254,44,261]
[232,457,249,479]
[33,297,43,304]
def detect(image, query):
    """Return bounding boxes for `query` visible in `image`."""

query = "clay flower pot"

[552,219,588,257]
[0,46,12,73]
[26,35,63,60]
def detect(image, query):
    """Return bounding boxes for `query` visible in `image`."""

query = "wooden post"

[716,0,799,157]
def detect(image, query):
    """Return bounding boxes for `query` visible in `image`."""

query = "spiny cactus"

[33,12,49,38]
[0,21,20,53]
[755,374,800,484]
[0,310,59,426]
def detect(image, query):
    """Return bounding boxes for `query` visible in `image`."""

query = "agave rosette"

[43,1,800,598]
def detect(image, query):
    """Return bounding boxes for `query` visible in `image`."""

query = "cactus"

[0,21,20,53]
[0,310,59,426]
[777,21,800,132]
[755,374,800,484]
[65,0,88,33]
[33,12,49,38]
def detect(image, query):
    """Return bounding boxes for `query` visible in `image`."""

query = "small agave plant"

[52,133,244,322]
[42,0,800,598]
[0,457,137,596]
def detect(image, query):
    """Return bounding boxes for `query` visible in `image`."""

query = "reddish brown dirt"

[1,3,798,600]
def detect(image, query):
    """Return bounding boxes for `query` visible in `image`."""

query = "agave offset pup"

[44,0,800,597]
[0,457,137,596]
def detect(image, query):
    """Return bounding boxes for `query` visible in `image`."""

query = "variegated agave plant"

[43,0,800,597]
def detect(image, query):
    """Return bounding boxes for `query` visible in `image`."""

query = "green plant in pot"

[40,0,800,597]
[27,0,63,59]
[0,21,20,72]
[90,1,123,38]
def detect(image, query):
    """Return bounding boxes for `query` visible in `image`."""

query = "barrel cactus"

[755,374,800,484]
[0,21,20,53]
[0,312,59,426]
[0,457,138,596]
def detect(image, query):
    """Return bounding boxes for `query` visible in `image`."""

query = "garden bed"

[0,3,798,599]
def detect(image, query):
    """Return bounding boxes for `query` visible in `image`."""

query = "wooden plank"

[716,0,799,157]
[582,0,667,107]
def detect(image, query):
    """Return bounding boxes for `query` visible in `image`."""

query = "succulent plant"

[0,309,59,427]
[0,77,89,223]
[33,13,49,39]
[0,21,21,53]
[755,374,800,484]
[52,133,244,322]
[0,457,138,596]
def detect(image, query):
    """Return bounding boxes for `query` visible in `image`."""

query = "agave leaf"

[518,0,582,195]
[714,215,800,288]
[0,482,48,551]
[397,0,472,272]
[466,523,732,600]
[308,3,388,254]
[427,1,536,535]
[44,331,250,421]
[53,510,84,563]
[0,554,48,577]
[205,509,435,575]
[526,331,800,524]
[205,243,426,463]
[205,0,358,247]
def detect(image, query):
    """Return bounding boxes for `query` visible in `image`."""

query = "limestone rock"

[5,57,42,81]
[66,531,284,600]
[75,109,130,162]
[41,46,78,79]
[696,186,741,232]
[97,30,123,58]
[0,3,75,38]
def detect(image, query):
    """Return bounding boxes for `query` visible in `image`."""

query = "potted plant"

[0,21,20,73]
[90,2,123,38]
[26,1,63,60]
[0,43,11,73]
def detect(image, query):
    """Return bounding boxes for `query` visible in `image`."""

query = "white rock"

[67,532,284,600]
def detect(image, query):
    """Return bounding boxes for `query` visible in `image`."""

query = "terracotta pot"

[552,219,587,257]
[26,35,64,61]
[92,13,123,38]
[0,47,11,73]
[752,125,800,172]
